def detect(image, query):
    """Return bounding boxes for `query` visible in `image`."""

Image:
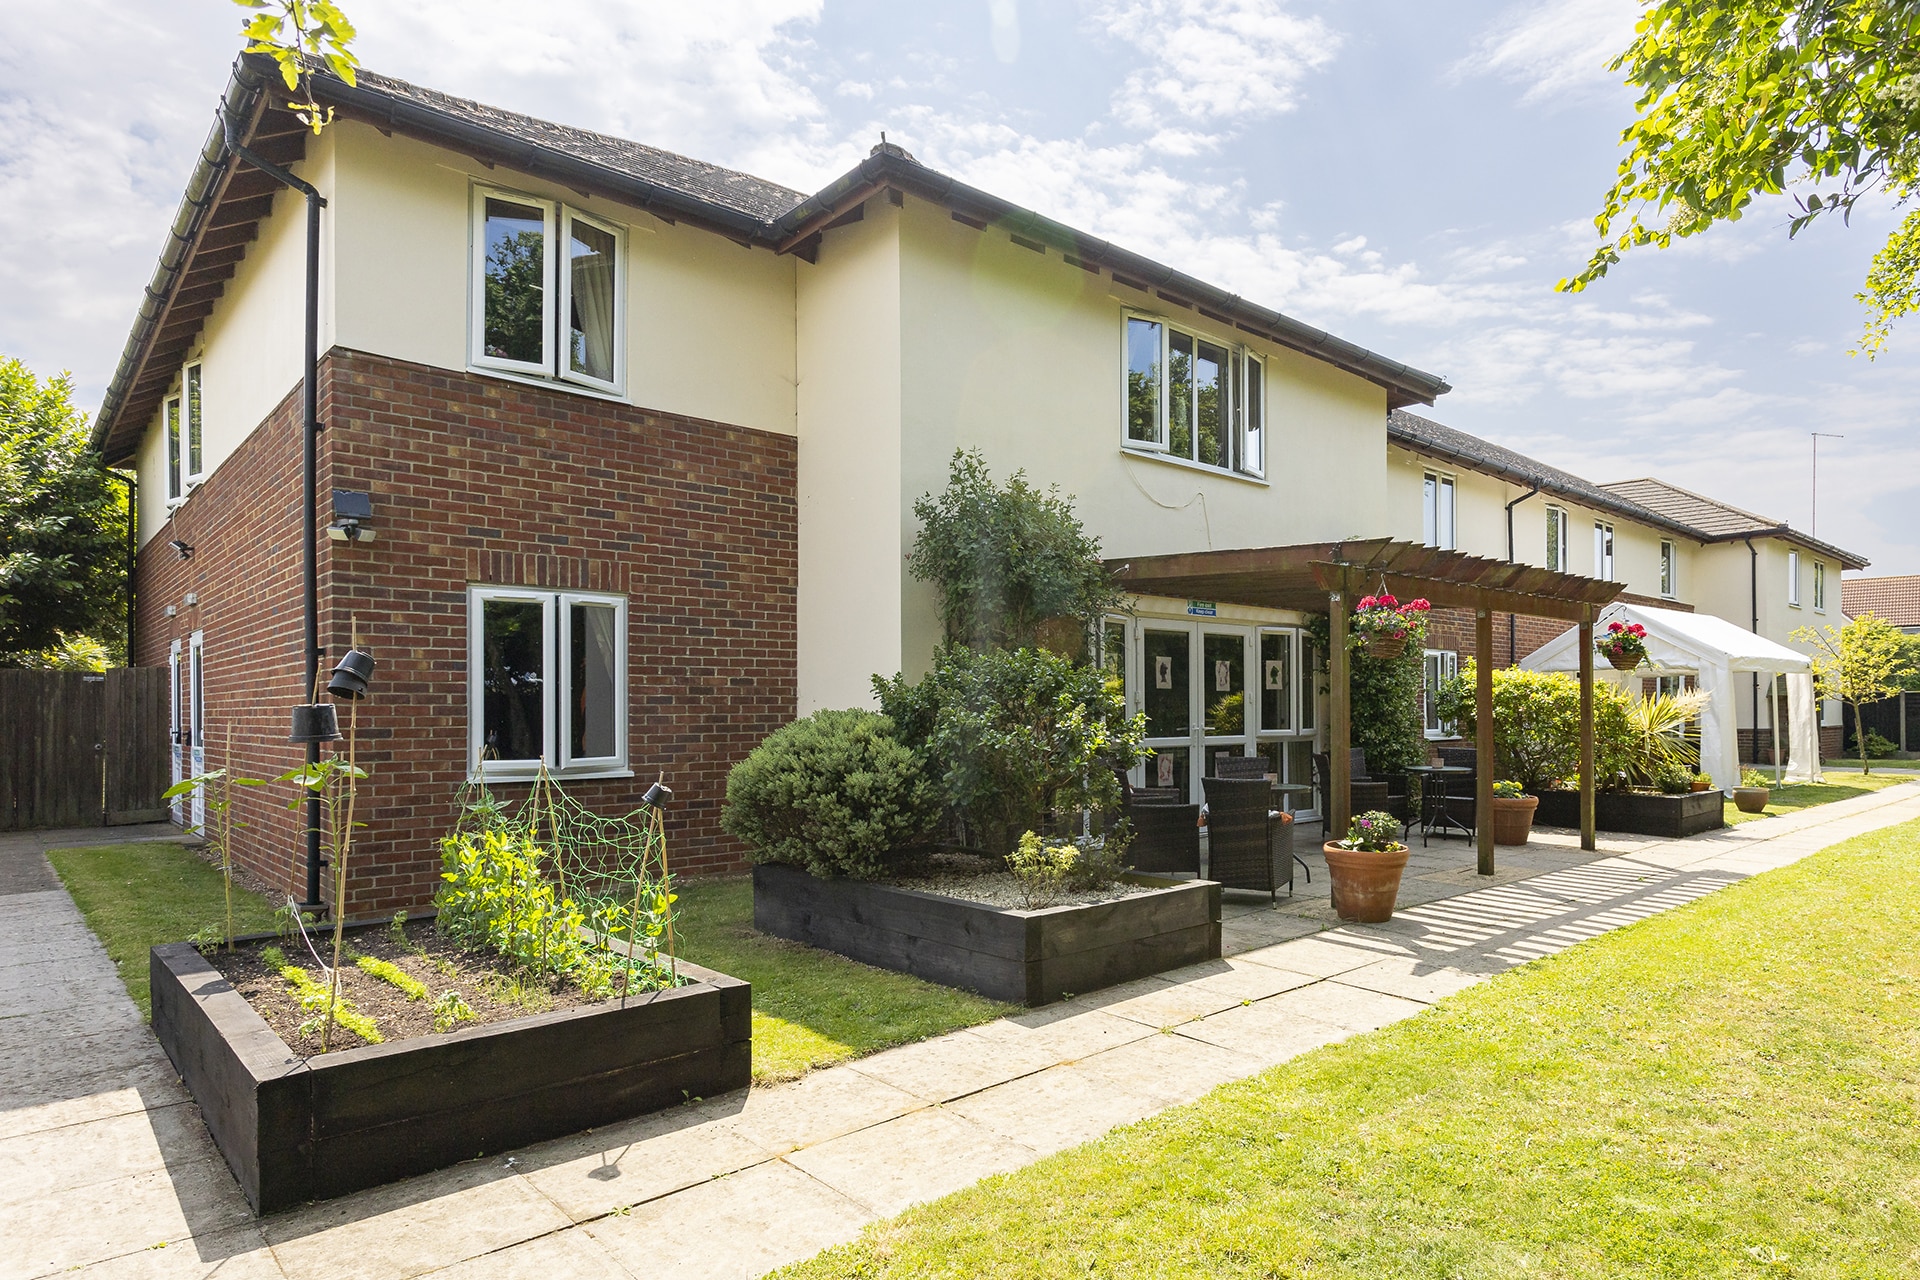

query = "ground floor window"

[1422,649,1458,738]
[469,586,628,778]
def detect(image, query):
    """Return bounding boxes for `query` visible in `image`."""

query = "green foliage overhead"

[1436,663,1640,792]
[722,708,939,879]
[908,449,1122,651]
[1564,0,1920,353]
[236,0,360,135]
[0,357,128,665]
[876,645,1146,856]
[1305,616,1425,777]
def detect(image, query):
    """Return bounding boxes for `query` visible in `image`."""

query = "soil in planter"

[203,920,674,1057]
[885,850,1164,911]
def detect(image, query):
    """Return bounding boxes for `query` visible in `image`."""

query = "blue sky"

[4,0,1914,574]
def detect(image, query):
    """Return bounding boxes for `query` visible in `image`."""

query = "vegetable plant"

[163,726,268,951]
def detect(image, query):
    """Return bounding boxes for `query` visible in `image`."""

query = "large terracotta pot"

[1490,795,1539,846]
[1365,634,1408,660]
[1322,841,1410,923]
[1733,787,1770,814]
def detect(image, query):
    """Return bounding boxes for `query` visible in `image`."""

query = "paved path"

[5,789,1919,1280]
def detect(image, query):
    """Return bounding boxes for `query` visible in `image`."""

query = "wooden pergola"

[1110,540,1626,870]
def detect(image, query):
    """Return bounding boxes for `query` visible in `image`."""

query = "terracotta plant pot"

[1604,650,1641,672]
[1689,779,1713,792]
[1733,787,1770,814]
[1322,841,1410,923]
[1489,794,1539,846]
[1365,634,1408,660]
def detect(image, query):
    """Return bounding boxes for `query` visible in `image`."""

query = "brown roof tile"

[1841,574,1920,627]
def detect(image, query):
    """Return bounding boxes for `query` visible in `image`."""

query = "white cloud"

[1455,0,1637,106]
[1093,0,1340,127]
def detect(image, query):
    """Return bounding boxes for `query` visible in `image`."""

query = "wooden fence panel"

[105,667,170,825]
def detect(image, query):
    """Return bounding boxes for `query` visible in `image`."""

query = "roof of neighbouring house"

[89,57,1451,462]
[1599,477,1868,569]
[1841,574,1920,626]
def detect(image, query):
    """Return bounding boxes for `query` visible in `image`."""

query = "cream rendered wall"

[326,123,797,438]
[134,134,337,548]
[794,202,904,713]
[895,195,1388,679]
[1693,538,1844,729]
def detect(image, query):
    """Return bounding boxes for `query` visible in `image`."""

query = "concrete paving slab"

[1232,930,1409,978]
[1259,980,1429,1034]
[585,1158,871,1280]
[65,1225,286,1280]
[1098,957,1318,1027]
[731,1064,924,1156]
[515,1101,771,1223]
[844,1026,1057,1103]
[786,1104,1035,1217]
[1,1155,256,1280]
[263,1162,569,1280]
[414,1223,631,1280]
[945,1063,1165,1158]
[0,1101,213,1202]
[1070,1028,1265,1108]
[1328,956,1491,1005]
[970,1005,1158,1064]
[0,1072,189,1144]
[1174,1000,1352,1066]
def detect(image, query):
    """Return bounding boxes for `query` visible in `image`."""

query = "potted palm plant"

[1350,592,1431,660]
[1733,768,1771,814]
[1489,779,1538,845]
[1322,810,1409,923]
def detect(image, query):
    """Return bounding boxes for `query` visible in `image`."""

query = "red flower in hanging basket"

[1351,594,1432,649]
[1596,620,1650,665]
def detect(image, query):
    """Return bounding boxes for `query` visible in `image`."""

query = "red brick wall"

[136,348,798,915]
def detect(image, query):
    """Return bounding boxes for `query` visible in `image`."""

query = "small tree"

[1793,613,1910,774]
[907,450,1122,651]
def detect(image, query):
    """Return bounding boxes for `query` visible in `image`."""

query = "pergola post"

[1578,613,1596,851]
[1328,587,1351,842]
[1475,606,1495,875]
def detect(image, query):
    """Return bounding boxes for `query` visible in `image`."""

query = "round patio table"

[1404,764,1473,846]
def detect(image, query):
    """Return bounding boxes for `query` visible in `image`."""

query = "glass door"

[1256,626,1320,816]
[1201,629,1251,781]
[1139,624,1192,797]
[188,631,206,830]
[168,640,185,826]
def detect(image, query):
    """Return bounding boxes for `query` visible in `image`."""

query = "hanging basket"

[1604,650,1641,672]
[1366,634,1408,660]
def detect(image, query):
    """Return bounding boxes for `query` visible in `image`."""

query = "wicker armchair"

[1202,776,1296,899]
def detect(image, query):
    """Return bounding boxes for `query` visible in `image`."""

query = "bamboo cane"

[321,621,363,1053]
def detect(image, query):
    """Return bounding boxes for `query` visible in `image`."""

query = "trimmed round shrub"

[721,709,937,879]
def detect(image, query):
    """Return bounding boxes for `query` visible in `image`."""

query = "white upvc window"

[471,187,624,393]
[1423,649,1459,738]
[1545,504,1567,571]
[182,363,204,486]
[1593,521,1615,581]
[1659,539,1676,597]
[164,394,182,503]
[1787,550,1801,607]
[1422,471,1455,549]
[468,585,629,779]
[1121,314,1266,478]
[1813,560,1826,611]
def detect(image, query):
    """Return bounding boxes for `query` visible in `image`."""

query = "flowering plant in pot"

[1596,620,1649,671]
[1489,778,1538,846]
[1733,767,1771,814]
[1350,593,1431,660]
[1322,810,1409,923]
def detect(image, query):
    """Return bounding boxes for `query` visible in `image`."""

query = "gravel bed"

[888,870,1162,910]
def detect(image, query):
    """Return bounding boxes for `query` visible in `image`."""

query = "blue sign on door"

[1187,600,1216,617]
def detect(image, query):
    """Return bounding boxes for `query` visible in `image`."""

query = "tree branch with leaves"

[235,0,360,135]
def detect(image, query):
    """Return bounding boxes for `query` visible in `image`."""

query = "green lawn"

[1725,771,1913,825]
[673,876,1008,1081]
[46,842,280,1019]
[782,818,1920,1279]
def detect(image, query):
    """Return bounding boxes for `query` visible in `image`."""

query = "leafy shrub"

[1740,767,1771,789]
[1434,663,1690,791]
[1336,811,1404,852]
[1305,616,1425,776]
[876,645,1145,855]
[722,708,938,879]
[1654,763,1694,794]
[1006,832,1077,908]
[1862,728,1898,759]
[907,449,1121,651]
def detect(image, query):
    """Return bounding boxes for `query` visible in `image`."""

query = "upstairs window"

[1813,560,1826,611]
[1787,550,1801,606]
[183,364,204,485]
[165,395,182,502]
[1593,521,1615,580]
[1545,504,1567,571]
[1659,539,1676,597]
[472,188,623,392]
[162,363,204,505]
[469,586,628,778]
[1423,472,1455,549]
[1122,316,1265,477]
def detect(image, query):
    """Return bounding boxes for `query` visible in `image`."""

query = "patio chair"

[1210,754,1270,781]
[1311,752,1398,834]
[1123,794,1201,876]
[1434,745,1477,833]
[1202,776,1297,899]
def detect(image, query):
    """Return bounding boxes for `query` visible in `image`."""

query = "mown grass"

[46,842,280,1019]
[673,875,1008,1082]
[1724,771,1912,825]
[781,818,1920,1279]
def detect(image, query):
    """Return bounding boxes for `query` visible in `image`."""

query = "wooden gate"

[0,668,170,831]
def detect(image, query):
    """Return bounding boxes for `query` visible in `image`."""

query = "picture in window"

[1260,630,1292,732]
[480,597,545,761]
[483,197,547,365]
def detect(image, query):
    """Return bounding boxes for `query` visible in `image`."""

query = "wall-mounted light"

[328,489,376,543]
[168,539,195,560]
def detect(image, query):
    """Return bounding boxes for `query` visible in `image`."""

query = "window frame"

[1119,310,1266,479]
[1787,550,1801,607]
[470,186,560,380]
[557,206,626,394]
[182,362,205,487]
[1422,471,1456,550]
[1593,521,1615,581]
[1659,539,1676,598]
[467,585,631,781]
[164,394,183,504]
[1423,649,1459,739]
[1545,504,1567,572]
[1812,560,1826,612]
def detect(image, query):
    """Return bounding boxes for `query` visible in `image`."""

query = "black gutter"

[218,101,328,915]
[1504,483,1541,663]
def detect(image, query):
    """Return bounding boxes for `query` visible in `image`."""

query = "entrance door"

[187,631,206,830]
[1139,624,1193,798]
[1200,629,1251,782]
[169,640,185,825]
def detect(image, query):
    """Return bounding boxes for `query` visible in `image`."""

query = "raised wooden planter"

[752,864,1221,1006]
[1532,788,1724,838]
[151,928,750,1215]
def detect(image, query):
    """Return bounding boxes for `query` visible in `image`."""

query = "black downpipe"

[220,109,328,913]
[1505,484,1541,663]
[1746,537,1760,766]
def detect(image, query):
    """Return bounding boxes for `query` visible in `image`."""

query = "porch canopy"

[1112,539,1625,871]
[1519,602,1821,790]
